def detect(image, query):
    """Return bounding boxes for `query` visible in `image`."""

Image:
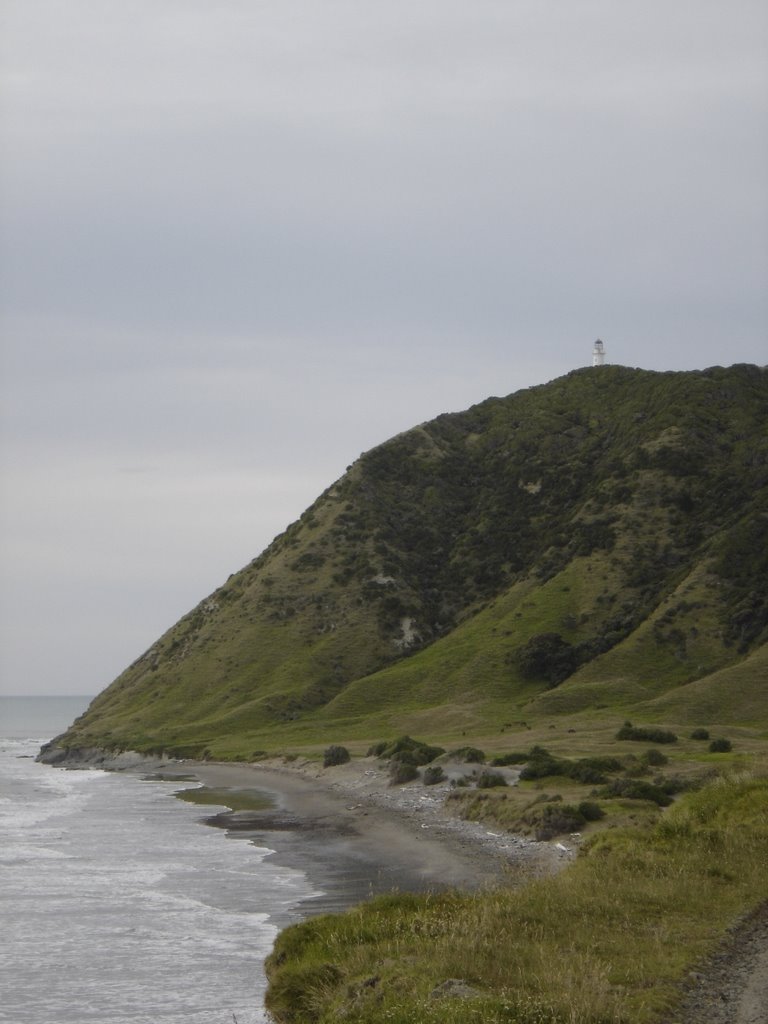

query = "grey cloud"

[1,0,766,694]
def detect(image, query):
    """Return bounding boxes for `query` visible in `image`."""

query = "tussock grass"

[266,773,768,1024]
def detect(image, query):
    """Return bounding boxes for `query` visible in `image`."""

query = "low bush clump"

[388,749,420,766]
[616,721,678,744]
[709,737,733,753]
[476,771,508,789]
[518,746,564,780]
[525,797,605,839]
[568,756,624,784]
[658,774,691,796]
[490,751,530,766]
[370,735,445,765]
[450,746,486,763]
[518,747,623,784]
[690,727,710,740]
[422,765,446,786]
[516,631,579,687]
[578,800,605,822]
[323,745,351,767]
[389,761,419,785]
[600,777,674,806]
[531,803,585,839]
[641,748,669,767]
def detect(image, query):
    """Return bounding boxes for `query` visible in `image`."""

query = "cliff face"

[44,364,768,759]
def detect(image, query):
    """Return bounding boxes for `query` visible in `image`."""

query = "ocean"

[0,696,319,1024]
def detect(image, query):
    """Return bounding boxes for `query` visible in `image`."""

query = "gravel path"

[666,902,768,1024]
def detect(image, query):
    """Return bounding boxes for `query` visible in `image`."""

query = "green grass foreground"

[265,773,768,1024]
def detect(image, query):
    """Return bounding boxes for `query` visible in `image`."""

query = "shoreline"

[37,748,768,1020]
[52,748,568,918]
[154,756,569,919]
[179,758,567,894]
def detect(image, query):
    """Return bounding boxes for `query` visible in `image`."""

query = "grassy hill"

[44,363,768,760]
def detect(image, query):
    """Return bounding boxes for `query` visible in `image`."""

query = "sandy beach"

[132,754,566,918]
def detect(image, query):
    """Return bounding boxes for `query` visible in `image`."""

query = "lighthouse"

[592,339,606,366]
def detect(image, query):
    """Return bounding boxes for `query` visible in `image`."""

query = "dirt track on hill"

[667,902,768,1023]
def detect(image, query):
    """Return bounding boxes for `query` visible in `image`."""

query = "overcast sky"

[1,1,766,697]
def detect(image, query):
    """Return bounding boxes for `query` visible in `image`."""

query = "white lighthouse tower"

[592,339,606,366]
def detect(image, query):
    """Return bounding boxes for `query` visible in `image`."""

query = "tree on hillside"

[517,632,578,688]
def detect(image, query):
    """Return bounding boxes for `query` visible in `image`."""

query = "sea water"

[0,697,318,1024]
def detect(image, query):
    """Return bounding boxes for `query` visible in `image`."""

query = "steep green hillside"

[44,364,768,759]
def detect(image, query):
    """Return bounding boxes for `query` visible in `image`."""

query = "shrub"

[413,745,446,765]
[519,750,623,784]
[658,775,690,796]
[450,746,486,764]
[578,800,605,822]
[517,632,579,687]
[600,778,674,807]
[578,756,624,773]
[374,735,445,765]
[642,748,669,767]
[491,752,530,766]
[388,761,419,785]
[323,745,351,768]
[616,723,678,744]
[690,728,710,741]
[709,738,733,753]
[528,744,551,759]
[567,762,604,785]
[568,757,623,784]
[476,771,508,789]
[519,755,564,781]
[623,757,649,778]
[533,803,584,840]
[389,749,419,766]
[423,766,446,786]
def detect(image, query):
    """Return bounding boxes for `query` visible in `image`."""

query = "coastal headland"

[35,366,768,1019]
